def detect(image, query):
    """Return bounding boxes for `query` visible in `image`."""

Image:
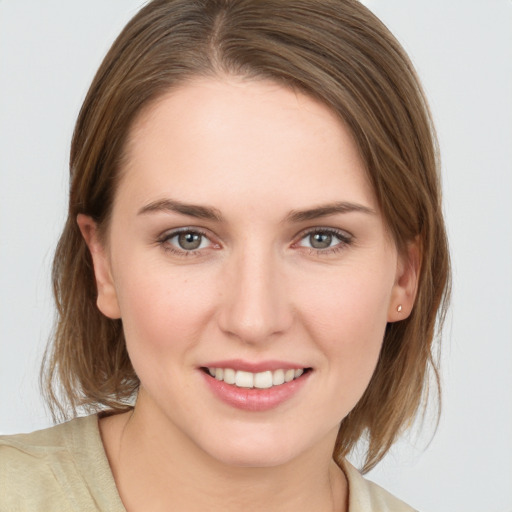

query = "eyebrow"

[285,201,376,222]
[138,198,224,221]
[137,198,375,223]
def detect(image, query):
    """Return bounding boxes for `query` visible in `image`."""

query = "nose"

[216,244,293,345]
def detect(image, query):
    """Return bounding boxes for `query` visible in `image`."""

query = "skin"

[78,77,419,512]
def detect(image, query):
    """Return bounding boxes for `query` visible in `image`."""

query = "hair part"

[42,0,450,473]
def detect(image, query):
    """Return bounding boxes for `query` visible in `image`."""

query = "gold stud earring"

[396,304,403,313]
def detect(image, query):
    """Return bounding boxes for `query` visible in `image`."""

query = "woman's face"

[82,77,414,467]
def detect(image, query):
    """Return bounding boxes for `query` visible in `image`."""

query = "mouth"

[200,367,312,389]
[200,363,312,411]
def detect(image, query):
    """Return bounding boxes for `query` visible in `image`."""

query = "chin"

[196,426,322,469]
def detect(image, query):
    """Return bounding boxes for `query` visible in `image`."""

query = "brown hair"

[42,0,450,472]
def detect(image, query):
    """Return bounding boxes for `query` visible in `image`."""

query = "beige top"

[0,415,417,511]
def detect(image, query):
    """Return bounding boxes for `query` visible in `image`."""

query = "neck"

[100,400,347,512]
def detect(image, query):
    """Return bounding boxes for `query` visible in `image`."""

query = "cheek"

[301,262,392,336]
[297,264,393,388]
[113,259,217,358]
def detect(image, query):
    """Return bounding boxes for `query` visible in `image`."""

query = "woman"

[0,0,450,510]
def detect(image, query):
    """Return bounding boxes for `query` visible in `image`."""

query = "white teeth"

[206,367,306,388]
[272,369,285,386]
[284,369,295,383]
[224,368,236,385]
[235,370,254,388]
[254,371,273,389]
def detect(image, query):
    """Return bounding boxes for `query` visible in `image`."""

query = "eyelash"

[157,227,354,257]
[294,227,353,256]
[157,227,213,257]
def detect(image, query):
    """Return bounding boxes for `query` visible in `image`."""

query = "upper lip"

[201,359,309,373]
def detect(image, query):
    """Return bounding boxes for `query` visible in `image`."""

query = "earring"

[396,304,403,313]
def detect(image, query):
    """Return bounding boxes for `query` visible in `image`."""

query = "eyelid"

[158,226,210,240]
[291,226,354,256]
[294,226,353,244]
[157,226,220,254]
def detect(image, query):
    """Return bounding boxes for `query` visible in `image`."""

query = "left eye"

[298,230,348,250]
[167,230,211,251]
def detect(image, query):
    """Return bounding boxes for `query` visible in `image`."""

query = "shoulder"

[340,459,418,512]
[0,415,124,512]
[0,414,97,467]
[0,415,90,477]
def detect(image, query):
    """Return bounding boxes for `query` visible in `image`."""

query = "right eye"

[159,228,213,255]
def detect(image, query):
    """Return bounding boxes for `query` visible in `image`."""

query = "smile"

[205,367,306,389]
[201,365,312,411]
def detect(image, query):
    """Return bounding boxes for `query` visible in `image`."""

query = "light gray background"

[1,1,511,511]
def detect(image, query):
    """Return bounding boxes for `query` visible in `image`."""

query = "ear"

[387,237,421,322]
[77,214,121,319]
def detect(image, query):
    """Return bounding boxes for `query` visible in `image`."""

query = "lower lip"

[201,370,310,412]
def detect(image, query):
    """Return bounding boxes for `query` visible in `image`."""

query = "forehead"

[117,77,377,215]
